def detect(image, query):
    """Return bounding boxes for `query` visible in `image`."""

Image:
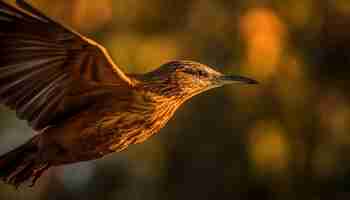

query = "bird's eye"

[183,68,207,77]
[197,70,207,77]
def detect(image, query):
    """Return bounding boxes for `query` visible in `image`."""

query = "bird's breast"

[98,96,183,152]
[44,90,185,160]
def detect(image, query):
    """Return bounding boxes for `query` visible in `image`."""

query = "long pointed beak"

[217,75,259,85]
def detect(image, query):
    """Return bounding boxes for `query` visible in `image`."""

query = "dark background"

[0,0,350,199]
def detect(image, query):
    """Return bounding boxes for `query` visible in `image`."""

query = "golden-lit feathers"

[0,0,134,130]
[0,0,257,187]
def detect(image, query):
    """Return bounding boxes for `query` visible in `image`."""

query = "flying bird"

[0,0,258,187]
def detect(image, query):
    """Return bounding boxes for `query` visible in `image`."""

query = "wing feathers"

[0,57,66,111]
[0,9,23,21]
[30,90,65,129]
[14,68,64,111]
[18,73,68,120]
[15,0,52,23]
[0,56,65,80]
[0,1,133,130]
[19,73,66,113]
[0,34,65,46]
[0,0,46,23]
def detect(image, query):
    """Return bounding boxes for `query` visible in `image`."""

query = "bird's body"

[43,84,182,165]
[0,0,257,187]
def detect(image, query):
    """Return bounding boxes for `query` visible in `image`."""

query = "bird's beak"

[216,75,259,85]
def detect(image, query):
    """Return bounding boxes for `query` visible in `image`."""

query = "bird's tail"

[0,137,49,187]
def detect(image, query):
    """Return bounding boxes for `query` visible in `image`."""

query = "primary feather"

[0,0,134,130]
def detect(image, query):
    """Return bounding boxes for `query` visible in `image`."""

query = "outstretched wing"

[0,0,134,130]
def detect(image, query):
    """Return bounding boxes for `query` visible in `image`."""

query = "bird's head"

[142,60,258,99]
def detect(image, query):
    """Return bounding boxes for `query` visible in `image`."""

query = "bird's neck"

[115,88,185,144]
[136,86,186,113]
[135,74,190,98]
[133,75,198,117]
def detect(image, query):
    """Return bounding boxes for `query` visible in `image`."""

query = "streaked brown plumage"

[0,0,258,187]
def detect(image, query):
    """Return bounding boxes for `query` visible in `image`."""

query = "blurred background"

[0,0,349,199]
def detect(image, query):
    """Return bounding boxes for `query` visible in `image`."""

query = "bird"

[0,0,258,187]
